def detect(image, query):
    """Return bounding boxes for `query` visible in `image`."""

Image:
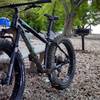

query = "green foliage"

[0,0,100,32]
[91,0,100,25]
[74,1,89,27]
[94,0,100,10]
[73,0,100,28]
[23,0,65,31]
[0,0,65,32]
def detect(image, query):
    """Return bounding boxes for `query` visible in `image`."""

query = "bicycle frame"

[18,17,50,67]
[4,6,67,85]
[0,1,76,94]
[5,7,52,84]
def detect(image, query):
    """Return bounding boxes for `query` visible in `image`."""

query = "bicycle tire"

[0,38,25,100]
[47,35,76,90]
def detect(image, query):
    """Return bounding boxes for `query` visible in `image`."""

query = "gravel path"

[23,38,100,100]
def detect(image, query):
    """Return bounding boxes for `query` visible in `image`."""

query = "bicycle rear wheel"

[0,38,25,100]
[47,35,76,90]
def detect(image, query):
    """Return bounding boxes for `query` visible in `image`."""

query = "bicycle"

[0,0,75,99]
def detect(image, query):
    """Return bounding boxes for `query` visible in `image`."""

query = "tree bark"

[60,0,84,36]
[63,12,75,36]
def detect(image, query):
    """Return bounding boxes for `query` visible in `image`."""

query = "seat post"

[47,19,54,39]
[44,14,59,39]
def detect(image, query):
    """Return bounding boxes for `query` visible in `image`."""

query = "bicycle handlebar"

[24,4,41,11]
[0,0,51,9]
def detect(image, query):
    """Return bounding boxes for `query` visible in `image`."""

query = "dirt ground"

[23,38,100,100]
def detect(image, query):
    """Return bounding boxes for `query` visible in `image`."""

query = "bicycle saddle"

[44,14,59,20]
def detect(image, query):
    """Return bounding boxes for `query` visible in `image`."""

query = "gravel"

[23,38,100,100]
[0,37,99,100]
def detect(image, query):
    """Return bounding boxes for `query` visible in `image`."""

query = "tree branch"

[60,0,70,15]
[76,0,84,8]
[70,0,84,8]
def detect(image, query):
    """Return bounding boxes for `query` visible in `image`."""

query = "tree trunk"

[63,12,75,36]
[60,0,75,37]
[60,0,84,36]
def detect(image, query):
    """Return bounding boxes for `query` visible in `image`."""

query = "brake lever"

[24,4,41,11]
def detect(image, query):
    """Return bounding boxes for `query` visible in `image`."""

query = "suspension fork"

[44,38,69,69]
[50,39,69,58]
[1,7,20,85]
[3,29,20,85]
[44,40,50,67]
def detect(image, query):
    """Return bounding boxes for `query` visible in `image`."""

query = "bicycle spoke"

[57,45,69,58]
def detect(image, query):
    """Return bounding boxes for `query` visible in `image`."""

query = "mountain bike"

[0,0,75,99]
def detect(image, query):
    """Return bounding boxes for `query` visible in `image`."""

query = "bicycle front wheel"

[0,38,25,100]
[47,35,76,90]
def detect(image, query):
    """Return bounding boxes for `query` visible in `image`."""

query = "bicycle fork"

[2,29,20,85]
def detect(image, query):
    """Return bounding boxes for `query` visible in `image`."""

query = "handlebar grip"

[39,0,51,3]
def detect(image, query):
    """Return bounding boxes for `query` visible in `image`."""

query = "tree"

[1,0,99,35]
[60,0,85,36]
[95,0,100,10]
[0,0,65,32]
[74,0,91,28]
[0,0,29,19]
[91,0,100,25]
